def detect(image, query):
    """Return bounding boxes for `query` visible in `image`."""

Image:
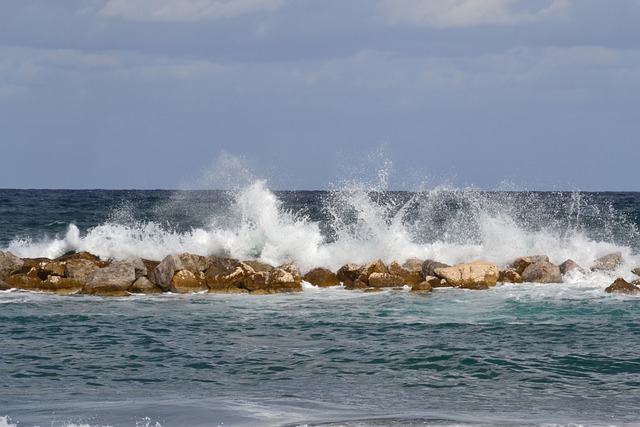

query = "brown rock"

[178,253,213,274]
[434,261,499,289]
[632,267,640,277]
[422,260,450,278]
[268,267,303,293]
[206,262,254,292]
[303,267,340,287]
[65,259,101,284]
[605,277,640,295]
[243,271,270,292]
[37,261,66,278]
[170,270,207,293]
[54,251,101,262]
[499,269,523,284]
[368,272,406,288]
[509,255,550,275]
[591,252,623,272]
[243,260,274,272]
[425,275,451,288]
[363,288,383,293]
[39,276,84,294]
[128,276,162,294]
[521,261,563,283]
[410,281,433,293]
[344,278,369,290]
[0,279,10,291]
[559,259,586,276]
[336,263,364,283]
[0,251,24,280]
[82,261,136,296]
[5,274,43,290]
[388,261,423,285]
[402,258,424,272]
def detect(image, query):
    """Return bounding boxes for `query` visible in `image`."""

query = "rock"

[0,251,24,280]
[303,267,340,287]
[591,252,623,272]
[632,267,640,277]
[344,279,369,290]
[128,276,162,294]
[54,251,101,263]
[402,258,424,272]
[5,275,43,291]
[206,262,254,292]
[243,260,274,272]
[605,277,640,295]
[388,261,423,285]
[521,261,563,283]
[170,270,207,294]
[178,253,213,274]
[148,255,185,291]
[83,261,136,296]
[0,279,10,290]
[422,260,450,278]
[434,261,499,289]
[368,272,406,288]
[279,263,303,284]
[39,276,84,294]
[121,257,148,280]
[559,259,586,276]
[37,261,66,278]
[499,269,523,283]
[268,267,303,293]
[410,280,433,293]
[243,271,270,292]
[360,259,387,283]
[509,255,550,275]
[363,288,383,293]
[65,259,101,284]
[336,263,364,283]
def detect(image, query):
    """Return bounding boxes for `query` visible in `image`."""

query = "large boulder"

[559,259,586,276]
[148,255,185,291]
[410,278,435,293]
[592,252,623,272]
[170,270,207,294]
[303,267,340,287]
[83,261,137,296]
[5,274,43,291]
[434,261,499,289]
[243,260,275,272]
[509,255,550,276]
[268,266,303,293]
[358,259,387,285]
[206,261,254,293]
[605,277,640,295]
[402,258,424,272]
[499,269,523,283]
[177,253,213,274]
[521,261,563,283]
[65,259,101,284]
[0,251,24,280]
[388,261,423,285]
[128,276,162,294]
[422,260,450,278]
[368,272,406,288]
[38,276,84,294]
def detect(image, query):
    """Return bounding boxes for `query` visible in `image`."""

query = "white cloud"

[377,0,570,28]
[99,0,286,22]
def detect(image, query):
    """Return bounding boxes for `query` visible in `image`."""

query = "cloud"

[99,0,286,22]
[377,0,570,28]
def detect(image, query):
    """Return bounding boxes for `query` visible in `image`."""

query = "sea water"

[1,183,640,426]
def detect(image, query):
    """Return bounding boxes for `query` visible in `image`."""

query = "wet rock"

[170,270,207,294]
[39,276,84,294]
[359,259,387,285]
[499,269,523,284]
[336,263,364,283]
[434,261,499,289]
[521,261,563,283]
[0,251,24,280]
[559,259,586,276]
[368,272,406,288]
[178,253,213,274]
[83,261,137,296]
[410,280,433,293]
[632,267,640,277]
[54,251,101,263]
[605,277,640,295]
[121,257,148,280]
[243,260,274,272]
[363,288,383,293]
[591,252,623,272]
[509,255,550,276]
[243,271,270,292]
[402,258,424,272]
[303,267,340,287]
[388,261,423,285]
[422,260,450,278]
[344,278,369,290]
[0,279,10,290]
[5,274,43,291]
[268,267,303,293]
[206,262,254,292]
[65,259,101,284]
[148,255,185,291]
[37,261,66,278]
[128,276,162,294]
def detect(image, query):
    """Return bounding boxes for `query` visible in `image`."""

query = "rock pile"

[0,250,638,296]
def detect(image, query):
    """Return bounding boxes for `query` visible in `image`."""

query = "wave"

[4,180,639,274]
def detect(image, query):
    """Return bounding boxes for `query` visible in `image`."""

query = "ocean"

[1,183,640,427]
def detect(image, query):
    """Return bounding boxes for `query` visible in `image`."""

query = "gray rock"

[559,259,586,276]
[631,267,640,277]
[84,261,136,295]
[591,252,623,272]
[148,255,185,291]
[521,261,563,283]
[128,276,162,294]
[509,255,550,276]
[0,251,24,280]
[422,260,450,278]
[64,259,100,284]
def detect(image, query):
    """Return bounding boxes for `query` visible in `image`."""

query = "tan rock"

[559,259,586,276]
[434,261,499,289]
[82,261,136,296]
[388,261,423,285]
[591,252,623,272]
[509,255,550,275]
[65,259,100,284]
[148,255,185,291]
[499,269,523,284]
[605,277,640,295]
[268,267,303,293]
[336,263,364,283]
[410,281,433,293]
[243,260,274,272]
[358,259,387,285]
[344,278,369,290]
[128,277,162,294]
[178,253,213,274]
[368,272,406,288]
[402,258,424,272]
[303,267,340,287]
[39,276,84,294]
[170,270,207,294]
[422,260,450,278]
[5,274,43,290]
[0,251,24,280]
[206,262,255,292]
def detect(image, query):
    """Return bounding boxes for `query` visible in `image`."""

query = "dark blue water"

[1,188,640,426]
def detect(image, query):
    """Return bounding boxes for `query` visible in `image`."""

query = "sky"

[1,0,639,191]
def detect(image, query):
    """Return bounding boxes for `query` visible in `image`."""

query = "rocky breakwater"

[0,250,638,296]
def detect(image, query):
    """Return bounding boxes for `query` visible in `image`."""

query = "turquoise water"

[1,188,640,426]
